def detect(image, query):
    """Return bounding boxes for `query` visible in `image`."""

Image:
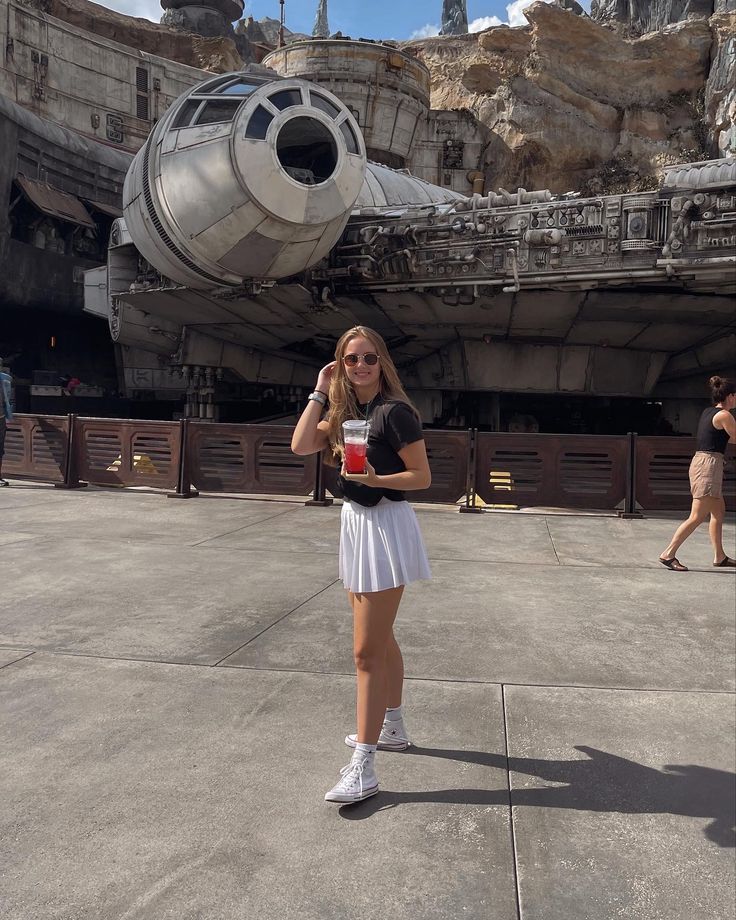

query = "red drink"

[344,441,367,474]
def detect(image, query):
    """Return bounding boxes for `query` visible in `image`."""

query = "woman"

[659,376,736,571]
[291,326,432,803]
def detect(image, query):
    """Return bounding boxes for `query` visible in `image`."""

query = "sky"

[102,0,572,41]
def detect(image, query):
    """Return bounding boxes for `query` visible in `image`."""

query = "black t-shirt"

[337,396,424,507]
[696,407,730,454]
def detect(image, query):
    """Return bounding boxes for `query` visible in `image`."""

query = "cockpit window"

[220,81,261,96]
[245,105,275,140]
[270,89,304,111]
[340,120,360,155]
[195,99,243,126]
[172,100,201,129]
[311,93,341,120]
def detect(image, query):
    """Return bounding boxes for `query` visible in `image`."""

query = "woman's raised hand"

[316,361,337,394]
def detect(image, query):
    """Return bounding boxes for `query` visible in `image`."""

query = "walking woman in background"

[659,376,736,571]
[291,326,431,803]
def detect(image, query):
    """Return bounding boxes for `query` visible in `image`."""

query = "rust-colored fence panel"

[415,429,471,504]
[74,418,181,490]
[312,429,471,505]
[10,415,733,515]
[636,437,735,511]
[475,433,629,510]
[187,422,317,495]
[2,414,70,483]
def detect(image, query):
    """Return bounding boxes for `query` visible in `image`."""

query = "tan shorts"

[689,451,724,499]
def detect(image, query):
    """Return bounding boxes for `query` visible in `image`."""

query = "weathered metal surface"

[474,433,630,510]
[186,421,317,494]
[123,73,367,288]
[0,0,207,154]
[73,418,181,490]
[84,198,123,219]
[15,175,96,229]
[415,429,472,504]
[263,41,431,167]
[2,414,70,483]
[5,415,734,512]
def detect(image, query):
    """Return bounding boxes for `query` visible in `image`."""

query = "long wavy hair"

[325,326,418,465]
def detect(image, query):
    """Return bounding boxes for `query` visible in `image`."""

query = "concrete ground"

[0,481,734,920]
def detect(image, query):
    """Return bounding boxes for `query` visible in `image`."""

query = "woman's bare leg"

[385,630,405,710]
[353,586,404,745]
[661,498,711,559]
[709,497,727,563]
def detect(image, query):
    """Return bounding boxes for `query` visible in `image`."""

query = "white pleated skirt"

[339,498,432,594]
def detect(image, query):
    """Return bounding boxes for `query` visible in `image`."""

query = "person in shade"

[659,376,736,571]
[0,357,13,487]
[291,326,432,804]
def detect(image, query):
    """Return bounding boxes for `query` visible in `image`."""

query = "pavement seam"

[544,517,562,566]
[212,578,341,667]
[0,650,36,671]
[188,506,302,547]
[1,650,733,695]
[501,683,523,920]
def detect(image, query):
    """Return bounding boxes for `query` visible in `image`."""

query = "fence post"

[168,418,199,499]
[619,431,643,519]
[54,414,86,489]
[306,451,333,507]
[459,428,483,514]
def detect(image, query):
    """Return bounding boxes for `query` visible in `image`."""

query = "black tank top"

[696,407,730,454]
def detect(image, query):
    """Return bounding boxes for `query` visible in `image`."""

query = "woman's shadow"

[340,744,736,847]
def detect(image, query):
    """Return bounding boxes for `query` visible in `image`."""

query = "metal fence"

[2,414,70,485]
[3,414,734,513]
[474,432,630,510]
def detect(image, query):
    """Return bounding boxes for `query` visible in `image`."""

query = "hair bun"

[709,376,723,388]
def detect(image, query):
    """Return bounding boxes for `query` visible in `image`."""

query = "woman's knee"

[353,645,387,673]
[689,502,709,523]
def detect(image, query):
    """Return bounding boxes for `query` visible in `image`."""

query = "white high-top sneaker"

[345,718,410,752]
[324,753,379,803]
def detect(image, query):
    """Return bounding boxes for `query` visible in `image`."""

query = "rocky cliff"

[590,0,734,36]
[405,1,734,194]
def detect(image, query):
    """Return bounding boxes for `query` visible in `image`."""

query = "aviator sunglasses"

[343,352,380,367]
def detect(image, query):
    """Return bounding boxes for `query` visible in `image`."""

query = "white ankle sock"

[353,742,377,766]
[384,705,403,722]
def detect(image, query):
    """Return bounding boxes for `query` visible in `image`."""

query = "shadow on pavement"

[340,745,736,847]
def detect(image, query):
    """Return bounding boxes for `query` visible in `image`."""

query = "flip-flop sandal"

[713,557,736,568]
[659,556,688,571]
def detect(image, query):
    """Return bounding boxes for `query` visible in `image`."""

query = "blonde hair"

[325,326,418,465]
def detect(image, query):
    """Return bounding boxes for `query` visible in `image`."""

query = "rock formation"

[312,0,330,38]
[590,0,730,35]
[160,0,244,39]
[441,0,469,35]
[405,1,730,194]
[705,9,736,157]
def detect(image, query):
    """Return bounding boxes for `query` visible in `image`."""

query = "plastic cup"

[343,420,370,474]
